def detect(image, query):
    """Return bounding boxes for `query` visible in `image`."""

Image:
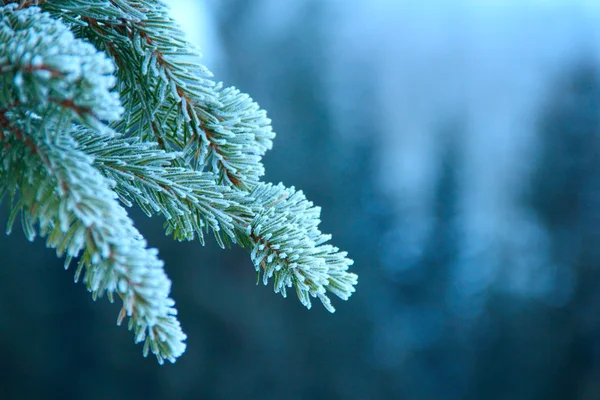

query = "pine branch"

[70,129,358,311]
[0,0,358,364]
[42,0,275,189]
[0,4,185,363]
[71,127,253,245]
[239,183,358,312]
[0,3,122,134]
[0,113,186,363]
[70,128,358,311]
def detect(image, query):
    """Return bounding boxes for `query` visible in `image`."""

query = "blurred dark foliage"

[2,1,600,399]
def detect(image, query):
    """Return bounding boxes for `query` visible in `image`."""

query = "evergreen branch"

[42,0,275,189]
[240,183,358,312]
[71,126,358,311]
[0,112,186,364]
[0,4,122,134]
[71,124,358,311]
[71,127,254,245]
[0,0,358,363]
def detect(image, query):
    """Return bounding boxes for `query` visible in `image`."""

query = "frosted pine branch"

[0,0,358,364]
[0,4,122,134]
[72,128,253,245]
[43,0,275,188]
[240,183,358,312]
[0,115,186,364]
[0,4,186,363]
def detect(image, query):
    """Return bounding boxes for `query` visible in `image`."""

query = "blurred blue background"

[3,0,600,398]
